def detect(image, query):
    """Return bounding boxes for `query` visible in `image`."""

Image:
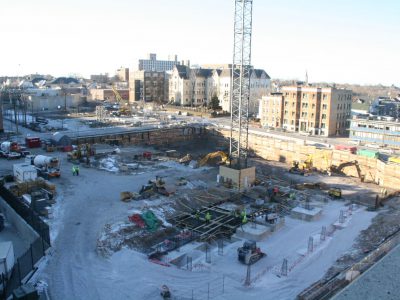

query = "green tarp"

[141,210,160,231]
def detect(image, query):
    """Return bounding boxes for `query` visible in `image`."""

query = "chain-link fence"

[0,237,49,299]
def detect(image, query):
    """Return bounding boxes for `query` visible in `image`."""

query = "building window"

[321,123,326,128]
[322,114,327,119]
[323,94,327,100]
[322,104,327,110]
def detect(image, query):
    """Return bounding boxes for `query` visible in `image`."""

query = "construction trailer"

[13,164,38,183]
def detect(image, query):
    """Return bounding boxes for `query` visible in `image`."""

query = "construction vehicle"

[33,155,61,178]
[198,151,229,167]
[112,85,131,116]
[330,160,365,182]
[328,188,342,199]
[300,152,332,174]
[140,176,172,197]
[289,161,309,176]
[67,144,92,163]
[237,241,266,265]
[0,141,22,159]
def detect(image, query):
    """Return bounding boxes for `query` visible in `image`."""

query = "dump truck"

[237,241,266,265]
[33,155,61,178]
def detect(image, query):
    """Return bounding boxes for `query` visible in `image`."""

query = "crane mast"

[230,0,253,169]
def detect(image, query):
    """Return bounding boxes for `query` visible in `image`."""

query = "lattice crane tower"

[230,0,253,169]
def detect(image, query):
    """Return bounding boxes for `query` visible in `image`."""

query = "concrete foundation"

[291,206,323,222]
[219,165,256,190]
[234,218,284,241]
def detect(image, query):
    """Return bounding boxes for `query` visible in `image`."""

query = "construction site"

[1,1,400,300]
[2,116,400,299]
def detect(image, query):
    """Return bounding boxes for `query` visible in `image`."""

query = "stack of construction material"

[128,211,160,231]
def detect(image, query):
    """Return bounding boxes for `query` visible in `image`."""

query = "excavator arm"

[198,151,229,167]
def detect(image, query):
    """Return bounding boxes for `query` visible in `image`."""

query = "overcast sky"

[0,0,399,85]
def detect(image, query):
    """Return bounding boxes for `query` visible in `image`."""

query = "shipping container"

[334,144,357,154]
[13,164,38,183]
[25,137,41,148]
[357,149,379,158]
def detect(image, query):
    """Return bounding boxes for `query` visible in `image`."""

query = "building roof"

[175,65,189,79]
[251,69,271,79]
[196,68,213,78]
[51,77,80,85]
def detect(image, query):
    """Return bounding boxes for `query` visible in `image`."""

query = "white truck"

[0,241,15,281]
[33,155,61,178]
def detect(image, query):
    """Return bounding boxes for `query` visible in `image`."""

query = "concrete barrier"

[0,198,39,245]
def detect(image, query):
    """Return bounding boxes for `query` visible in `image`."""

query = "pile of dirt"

[96,221,177,257]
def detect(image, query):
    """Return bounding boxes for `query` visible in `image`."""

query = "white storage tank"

[13,164,38,183]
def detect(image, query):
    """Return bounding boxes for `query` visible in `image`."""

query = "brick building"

[259,86,352,136]
[129,70,165,103]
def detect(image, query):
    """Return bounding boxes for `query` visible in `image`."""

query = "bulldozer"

[140,176,172,197]
[198,151,229,167]
[237,241,266,265]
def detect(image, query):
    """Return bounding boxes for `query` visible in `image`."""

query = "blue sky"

[0,0,399,85]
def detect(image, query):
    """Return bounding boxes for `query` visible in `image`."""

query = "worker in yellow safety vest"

[242,214,247,224]
[205,212,211,224]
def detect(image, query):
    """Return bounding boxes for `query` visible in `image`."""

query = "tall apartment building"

[129,70,165,103]
[259,86,352,136]
[116,67,129,82]
[168,65,270,112]
[138,53,180,72]
[259,93,284,128]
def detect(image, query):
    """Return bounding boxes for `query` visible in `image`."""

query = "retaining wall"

[207,128,400,189]
[74,126,206,146]
[0,198,39,245]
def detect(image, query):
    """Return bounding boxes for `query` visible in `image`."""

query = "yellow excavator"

[330,160,365,182]
[302,152,331,174]
[198,151,229,167]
